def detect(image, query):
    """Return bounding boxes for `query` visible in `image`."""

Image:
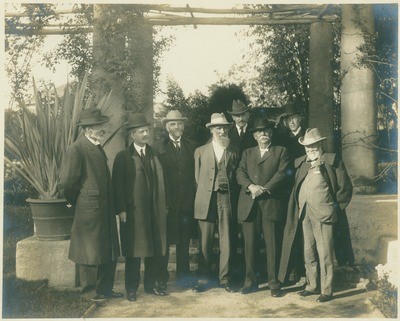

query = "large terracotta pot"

[27,198,74,241]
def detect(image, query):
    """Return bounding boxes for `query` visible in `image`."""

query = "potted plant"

[4,73,113,241]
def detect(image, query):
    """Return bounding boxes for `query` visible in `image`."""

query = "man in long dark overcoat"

[192,113,239,293]
[59,107,121,303]
[236,118,289,298]
[112,113,168,302]
[278,128,354,302]
[153,110,198,287]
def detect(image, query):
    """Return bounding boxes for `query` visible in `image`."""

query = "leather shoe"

[158,281,167,291]
[317,294,332,302]
[106,290,124,299]
[192,283,207,293]
[91,294,107,303]
[271,289,283,298]
[223,284,237,293]
[127,292,137,302]
[240,285,258,294]
[299,290,320,297]
[146,286,167,296]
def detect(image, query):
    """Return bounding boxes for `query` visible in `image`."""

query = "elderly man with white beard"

[192,113,240,293]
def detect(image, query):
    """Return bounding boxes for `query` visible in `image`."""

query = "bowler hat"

[298,128,327,146]
[161,110,188,125]
[125,113,150,130]
[206,113,232,128]
[76,107,109,126]
[249,118,274,133]
[282,103,302,118]
[227,99,250,115]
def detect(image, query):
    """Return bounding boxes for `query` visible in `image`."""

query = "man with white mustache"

[236,118,289,298]
[192,113,239,293]
[279,128,353,303]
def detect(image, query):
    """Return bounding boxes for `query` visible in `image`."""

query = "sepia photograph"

[2,1,398,318]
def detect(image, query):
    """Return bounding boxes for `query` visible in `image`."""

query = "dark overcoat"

[152,137,198,244]
[228,125,257,157]
[278,153,354,282]
[59,135,120,265]
[194,143,239,220]
[112,144,168,258]
[236,145,290,221]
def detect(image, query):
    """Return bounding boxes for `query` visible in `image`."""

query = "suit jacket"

[112,144,168,257]
[194,142,239,220]
[236,145,290,221]
[152,136,198,244]
[228,125,257,157]
[278,153,354,282]
[274,126,306,164]
[59,135,120,265]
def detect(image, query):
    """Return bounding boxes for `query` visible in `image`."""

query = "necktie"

[173,140,180,154]
[239,127,244,139]
[97,144,107,158]
[140,148,145,158]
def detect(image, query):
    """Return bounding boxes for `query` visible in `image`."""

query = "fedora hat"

[279,102,302,119]
[76,107,109,126]
[206,113,232,128]
[249,118,274,133]
[161,110,188,125]
[298,128,327,146]
[227,99,250,115]
[125,113,150,130]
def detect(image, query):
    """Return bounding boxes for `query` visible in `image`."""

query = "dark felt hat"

[125,113,150,130]
[282,103,302,118]
[227,99,250,115]
[161,110,188,125]
[76,107,109,126]
[249,118,275,133]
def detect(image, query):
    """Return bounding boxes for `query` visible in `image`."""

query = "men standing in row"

[236,119,289,297]
[279,128,353,302]
[153,110,198,286]
[59,107,122,303]
[112,113,169,302]
[192,113,239,293]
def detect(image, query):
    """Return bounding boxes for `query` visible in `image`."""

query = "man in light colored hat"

[153,110,198,287]
[192,113,239,293]
[112,113,169,301]
[278,128,353,303]
[59,107,122,302]
[236,118,289,297]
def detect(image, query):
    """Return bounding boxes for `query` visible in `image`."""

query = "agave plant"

[4,73,113,200]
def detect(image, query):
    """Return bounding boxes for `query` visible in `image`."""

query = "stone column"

[341,4,377,193]
[309,21,335,152]
[92,4,126,167]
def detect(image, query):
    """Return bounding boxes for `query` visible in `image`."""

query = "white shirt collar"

[259,143,271,156]
[292,126,302,136]
[236,123,248,133]
[84,134,100,146]
[169,135,181,143]
[133,142,146,155]
[212,140,226,162]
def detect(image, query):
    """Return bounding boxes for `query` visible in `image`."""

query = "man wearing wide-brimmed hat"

[275,102,306,163]
[60,107,122,303]
[112,113,169,301]
[278,128,353,303]
[236,118,289,298]
[153,110,198,287]
[192,113,239,293]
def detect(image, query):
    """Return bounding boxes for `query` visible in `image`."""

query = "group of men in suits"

[60,99,353,304]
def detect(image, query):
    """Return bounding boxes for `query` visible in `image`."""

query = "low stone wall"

[346,194,397,265]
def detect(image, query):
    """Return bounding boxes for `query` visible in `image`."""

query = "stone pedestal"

[16,237,75,289]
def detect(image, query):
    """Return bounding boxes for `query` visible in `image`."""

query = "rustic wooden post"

[308,21,335,152]
[341,4,377,193]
